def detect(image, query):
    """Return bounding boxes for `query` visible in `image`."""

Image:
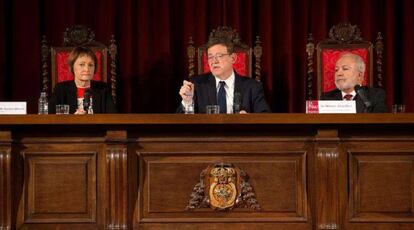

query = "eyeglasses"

[207,53,230,61]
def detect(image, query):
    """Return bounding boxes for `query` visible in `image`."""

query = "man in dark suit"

[320,53,387,113]
[178,37,270,113]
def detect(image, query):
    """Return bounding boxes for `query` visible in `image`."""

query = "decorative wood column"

[0,131,12,230]
[314,129,341,230]
[105,130,128,230]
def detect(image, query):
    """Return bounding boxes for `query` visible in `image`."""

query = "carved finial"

[63,25,96,46]
[375,32,384,88]
[208,26,249,50]
[109,35,117,104]
[306,33,315,56]
[306,33,315,100]
[41,35,50,94]
[187,36,196,80]
[328,22,362,44]
[253,36,262,82]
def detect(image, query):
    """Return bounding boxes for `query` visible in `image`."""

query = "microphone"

[233,89,242,113]
[83,88,91,113]
[354,84,371,112]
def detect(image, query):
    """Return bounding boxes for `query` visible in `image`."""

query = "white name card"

[0,102,27,114]
[306,100,356,114]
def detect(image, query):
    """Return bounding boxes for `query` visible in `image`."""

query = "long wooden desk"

[1,114,414,230]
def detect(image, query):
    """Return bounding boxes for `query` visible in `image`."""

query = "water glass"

[392,104,405,113]
[56,104,70,114]
[206,105,220,114]
[184,101,194,114]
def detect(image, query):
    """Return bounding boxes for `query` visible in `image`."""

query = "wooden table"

[1,114,413,230]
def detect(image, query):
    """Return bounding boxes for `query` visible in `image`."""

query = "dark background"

[1,0,413,113]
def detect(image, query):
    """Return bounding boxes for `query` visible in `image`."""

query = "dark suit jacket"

[177,72,271,113]
[48,80,117,114]
[320,87,387,113]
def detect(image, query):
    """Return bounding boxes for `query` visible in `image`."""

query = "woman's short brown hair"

[67,46,98,74]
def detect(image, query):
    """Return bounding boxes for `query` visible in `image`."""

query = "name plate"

[0,102,27,114]
[306,100,356,114]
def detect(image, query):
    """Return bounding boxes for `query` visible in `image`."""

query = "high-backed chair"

[187,26,263,81]
[305,22,384,99]
[41,25,117,103]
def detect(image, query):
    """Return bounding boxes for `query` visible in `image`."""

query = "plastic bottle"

[38,92,48,114]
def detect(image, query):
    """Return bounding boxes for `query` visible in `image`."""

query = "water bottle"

[38,92,48,114]
[184,99,194,114]
[184,88,194,114]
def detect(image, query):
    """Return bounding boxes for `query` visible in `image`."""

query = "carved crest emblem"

[186,163,260,211]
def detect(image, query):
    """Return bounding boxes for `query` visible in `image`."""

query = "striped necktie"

[343,94,353,100]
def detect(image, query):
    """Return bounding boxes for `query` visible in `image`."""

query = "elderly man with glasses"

[320,53,387,113]
[178,37,271,114]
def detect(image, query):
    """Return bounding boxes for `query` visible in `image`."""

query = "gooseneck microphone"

[83,88,91,113]
[233,89,242,113]
[354,84,371,112]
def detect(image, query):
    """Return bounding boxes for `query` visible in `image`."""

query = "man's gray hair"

[339,53,366,74]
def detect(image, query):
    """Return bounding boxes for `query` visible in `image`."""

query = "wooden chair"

[306,22,384,99]
[187,26,263,81]
[41,25,117,103]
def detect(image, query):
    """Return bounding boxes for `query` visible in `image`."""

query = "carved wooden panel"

[0,131,12,230]
[349,151,414,222]
[312,129,341,230]
[137,151,308,223]
[106,146,128,230]
[0,147,11,230]
[24,151,97,223]
[315,147,340,230]
[1,114,414,230]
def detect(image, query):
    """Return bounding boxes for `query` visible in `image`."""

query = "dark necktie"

[343,94,353,100]
[217,81,227,114]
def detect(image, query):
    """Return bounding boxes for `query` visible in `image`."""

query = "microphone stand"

[355,85,372,113]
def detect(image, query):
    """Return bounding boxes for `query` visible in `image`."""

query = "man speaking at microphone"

[320,53,387,113]
[177,35,271,114]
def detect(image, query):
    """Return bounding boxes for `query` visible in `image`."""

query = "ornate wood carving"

[63,25,97,47]
[40,36,50,94]
[106,147,127,230]
[375,32,384,88]
[186,163,260,211]
[105,130,128,230]
[237,169,261,210]
[306,34,315,100]
[208,26,249,51]
[253,36,262,82]
[186,168,208,210]
[187,36,196,80]
[0,150,11,230]
[328,22,362,44]
[0,131,12,230]
[109,35,118,104]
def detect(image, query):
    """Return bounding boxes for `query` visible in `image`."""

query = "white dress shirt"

[214,71,235,114]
